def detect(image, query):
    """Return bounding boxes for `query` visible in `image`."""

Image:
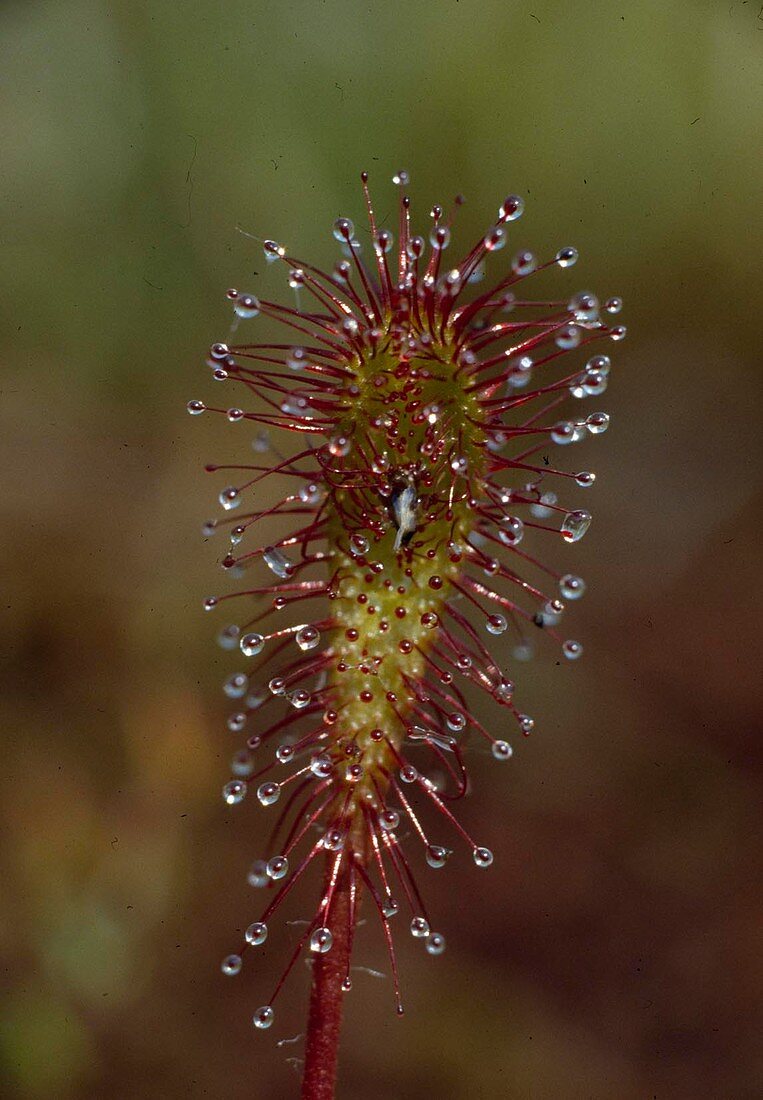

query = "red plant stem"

[301,855,359,1100]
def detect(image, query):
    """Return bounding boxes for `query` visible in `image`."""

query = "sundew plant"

[189,171,623,1098]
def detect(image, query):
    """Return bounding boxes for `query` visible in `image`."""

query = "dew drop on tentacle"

[267,855,289,880]
[310,927,333,954]
[252,1006,275,1030]
[222,780,247,806]
[551,420,576,445]
[221,954,242,976]
[257,781,281,807]
[223,672,248,698]
[263,240,285,262]
[232,293,260,319]
[426,933,446,956]
[512,250,536,276]
[559,574,586,600]
[227,711,247,733]
[288,689,312,710]
[586,411,610,434]
[425,844,451,869]
[240,632,265,657]
[383,896,400,919]
[310,754,333,779]
[295,625,320,651]
[219,486,240,511]
[247,860,269,888]
[484,227,507,252]
[379,807,400,831]
[263,547,295,578]
[555,246,578,268]
[499,194,524,220]
[323,827,345,851]
[473,847,494,868]
[486,613,508,636]
[245,921,268,946]
[560,510,592,543]
[583,372,608,396]
[587,354,611,377]
[568,291,599,323]
[410,916,430,938]
[231,750,255,777]
[499,516,524,546]
[217,623,240,650]
[493,678,514,704]
[333,217,355,242]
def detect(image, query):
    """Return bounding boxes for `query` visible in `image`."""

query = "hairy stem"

[301,855,358,1100]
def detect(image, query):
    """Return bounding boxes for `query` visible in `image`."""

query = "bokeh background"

[1,1,761,1097]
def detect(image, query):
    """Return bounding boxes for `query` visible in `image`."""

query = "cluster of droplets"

[190,169,621,1032]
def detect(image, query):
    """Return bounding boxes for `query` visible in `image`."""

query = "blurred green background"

[1,1,761,1097]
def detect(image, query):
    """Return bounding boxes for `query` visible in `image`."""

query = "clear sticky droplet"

[473,846,494,868]
[562,639,583,660]
[263,547,294,578]
[252,1005,274,1030]
[426,932,446,955]
[219,487,241,512]
[295,625,320,651]
[223,672,248,699]
[586,412,610,435]
[559,574,586,600]
[555,246,578,268]
[221,954,242,976]
[217,623,240,650]
[333,217,354,241]
[247,860,269,888]
[492,740,513,761]
[383,895,400,918]
[310,754,333,779]
[257,781,281,807]
[499,516,524,546]
[561,510,592,543]
[499,195,524,221]
[233,293,260,319]
[425,844,451,869]
[245,922,268,946]
[410,916,430,938]
[230,749,255,777]
[222,780,247,806]
[240,633,265,657]
[267,855,289,880]
[310,927,333,954]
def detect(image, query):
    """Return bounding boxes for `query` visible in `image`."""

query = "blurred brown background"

[1,1,761,1097]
